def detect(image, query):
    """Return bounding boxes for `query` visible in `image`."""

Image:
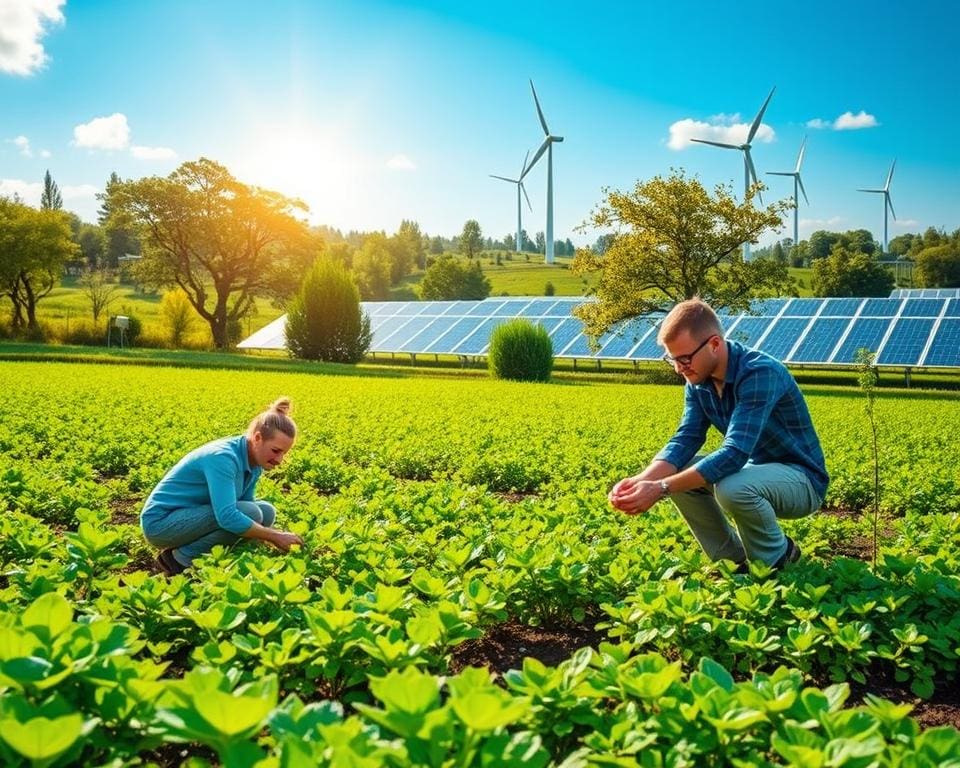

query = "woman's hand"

[267,529,304,552]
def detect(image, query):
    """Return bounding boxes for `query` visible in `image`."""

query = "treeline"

[751,226,960,295]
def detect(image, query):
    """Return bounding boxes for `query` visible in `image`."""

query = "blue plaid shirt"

[655,340,829,500]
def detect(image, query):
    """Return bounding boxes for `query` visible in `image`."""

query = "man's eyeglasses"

[663,335,717,367]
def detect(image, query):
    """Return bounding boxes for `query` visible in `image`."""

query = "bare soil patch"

[450,618,605,677]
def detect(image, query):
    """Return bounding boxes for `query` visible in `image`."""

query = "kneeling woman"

[141,397,304,575]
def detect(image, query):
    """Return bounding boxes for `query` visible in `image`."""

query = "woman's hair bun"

[270,397,292,415]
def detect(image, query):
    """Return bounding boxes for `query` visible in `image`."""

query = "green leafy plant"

[487,319,553,382]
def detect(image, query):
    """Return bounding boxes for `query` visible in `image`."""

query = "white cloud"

[707,112,742,125]
[73,113,130,150]
[0,178,42,205]
[9,135,32,157]
[799,216,844,229]
[39,148,50,158]
[806,111,878,131]
[386,153,416,170]
[667,118,775,150]
[131,145,177,160]
[61,183,98,200]
[0,0,65,76]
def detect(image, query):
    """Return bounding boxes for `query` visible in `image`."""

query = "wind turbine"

[691,86,775,261]
[490,151,533,253]
[520,80,563,265]
[857,160,897,254]
[767,136,809,251]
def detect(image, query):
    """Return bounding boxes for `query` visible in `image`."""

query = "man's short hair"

[657,298,723,346]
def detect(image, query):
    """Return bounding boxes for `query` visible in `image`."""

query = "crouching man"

[609,298,828,570]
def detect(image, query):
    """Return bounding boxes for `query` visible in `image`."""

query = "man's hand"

[267,529,304,552]
[609,477,664,515]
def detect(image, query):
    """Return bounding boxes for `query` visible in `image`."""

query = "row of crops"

[1,362,959,766]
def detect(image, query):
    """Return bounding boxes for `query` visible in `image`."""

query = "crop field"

[1,361,959,766]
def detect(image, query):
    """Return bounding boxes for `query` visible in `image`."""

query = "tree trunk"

[22,275,39,329]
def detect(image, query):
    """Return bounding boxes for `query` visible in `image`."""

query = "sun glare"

[237,124,365,223]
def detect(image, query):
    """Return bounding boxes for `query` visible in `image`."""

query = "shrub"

[544,281,555,296]
[418,256,491,300]
[160,288,196,347]
[285,257,371,363]
[106,312,142,346]
[60,320,106,346]
[488,319,553,382]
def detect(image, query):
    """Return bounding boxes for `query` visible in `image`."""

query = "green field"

[0,360,957,765]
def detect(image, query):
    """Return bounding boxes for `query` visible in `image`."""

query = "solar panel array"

[890,288,960,299]
[238,296,960,368]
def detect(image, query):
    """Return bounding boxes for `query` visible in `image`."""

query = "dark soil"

[449,618,605,678]
[495,491,540,504]
[142,742,218,767]
[818,506,896,561]
[109,495,143,526]
[845,666,960,730]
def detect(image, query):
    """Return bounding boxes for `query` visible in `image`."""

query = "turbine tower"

[490,151,533,253]
[691,86,776,261]
[520,80,563,265]
[767,136,809,250]
[857,160,897,254]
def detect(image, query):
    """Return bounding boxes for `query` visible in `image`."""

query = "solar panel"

[791,318,851,363]
[877,318,936,365]
[759,318,811,359]
[923,319,960,367]
[890,288,960,299]
[237,295,960,368]
[832,318,892,364]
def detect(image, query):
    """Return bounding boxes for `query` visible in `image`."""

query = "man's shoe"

[157,548,188,576]
[773,536,801,570]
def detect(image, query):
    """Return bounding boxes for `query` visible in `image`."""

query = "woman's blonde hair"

[247,397,297,440]
[657,298,722,346]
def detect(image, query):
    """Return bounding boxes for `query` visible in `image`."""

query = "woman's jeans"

[141,500,276,567]
[669,455,821,565]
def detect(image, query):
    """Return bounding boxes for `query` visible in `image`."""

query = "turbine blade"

[521,182,532,211]
[885,159,896,190]
[745,150,762,204]
[520,149,530,177]
[490,175,517,183]
[858,188,884,193]
[691,138,739,149]
[530,79,550,136]
[766,171,793,176]
[522,138,550,179]
[795,136,807,173]
[797,175,809,205]
[747,86,776,144]
[886,193,896,221]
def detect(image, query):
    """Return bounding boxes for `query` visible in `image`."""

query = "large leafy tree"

[914,244,960,287]
[97,172,141,268]
[0,197,78,329]
[106,158,309,348]
[352,233,393,300]
[418,255,491,300]
[572,170,792,339]
[459,219,483,259]
[811,244,895,297]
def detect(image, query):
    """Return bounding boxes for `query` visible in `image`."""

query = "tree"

[571,169,792,339]
[534,231,546,254]
[459,220,483,259]
[0,197,78,329]
[160,288,197,347]
[352,233,393,300]
[914,244,960,287]
[429,236,445,255]
[593,233,615,255]
[887,233,917,257]
[418,255,491,300]
[105,158,309,348]
[285,257,371,363]
[811,244,895,297]
[77,224,106,268]
[396,219,426,270]
[79,269,120,323]
[97,172,141,269]
[771,242,785,264]
[41,170,63,210]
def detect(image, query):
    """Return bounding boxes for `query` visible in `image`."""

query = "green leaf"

[698,657,734,693]
[194,689,275,737]
[369,667,440,716]
[21,592,73,641]
[0,713,83,762]
[451,690,528,732]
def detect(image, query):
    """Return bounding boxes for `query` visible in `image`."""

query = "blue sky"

[1,0,958,247]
